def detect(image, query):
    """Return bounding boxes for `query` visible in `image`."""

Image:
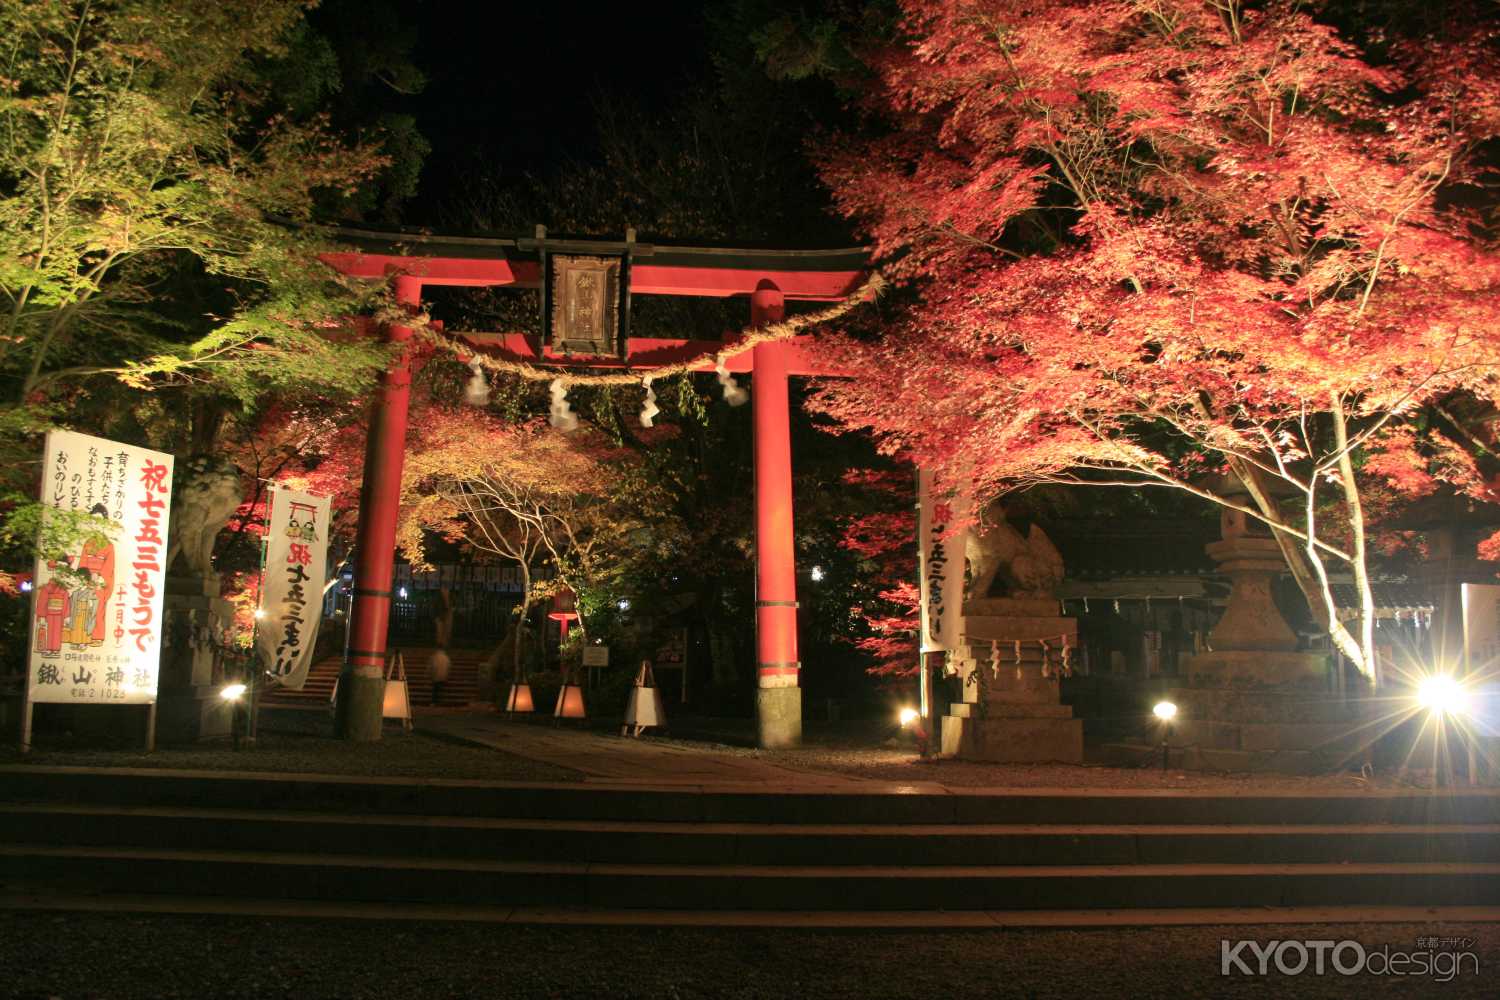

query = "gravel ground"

[755,747,1429,791]
[1,709,581,783]
[633,716,1406,792]
[0,913,1491,999]
[7,706,1471,792]
[644,729,1460,792]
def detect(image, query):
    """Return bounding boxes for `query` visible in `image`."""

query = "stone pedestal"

[941,598,1083,763]
[1143,521,1360,773]
[155,575,235,743]
[1160,673,1372,772]
[756,686,802,750]
[333,665,384,742]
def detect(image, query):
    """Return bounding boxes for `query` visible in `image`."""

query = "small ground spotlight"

[898,706,928,756]
[222,683,248,750]
[1417,675,1467,716]
[1153,700,1177,769]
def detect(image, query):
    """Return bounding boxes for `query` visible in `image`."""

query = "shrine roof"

[1048,519,1219,581]
[314,224,870,300]
[1327,582,1435,614]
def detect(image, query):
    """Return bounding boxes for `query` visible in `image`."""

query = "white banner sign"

[27,430,174,705]
[257,486,331,690]
[1462,583,1500,671]
[918,467,969,653]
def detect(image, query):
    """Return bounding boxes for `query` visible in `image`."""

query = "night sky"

[402,2,713,225]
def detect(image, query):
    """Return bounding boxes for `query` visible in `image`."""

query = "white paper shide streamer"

[549,378,578,431]
[464,358,491,406]
[639,376,659,428]
[715,359,748,406]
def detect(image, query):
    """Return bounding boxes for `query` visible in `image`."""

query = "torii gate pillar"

[751,280,801,749]
[336,273,421,741]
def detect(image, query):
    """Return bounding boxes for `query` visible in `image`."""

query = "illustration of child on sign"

[34,561,72,658]
[62,574,98,646]
[71,503,116,647]
[285,505,319,545]
[45,503,117,651]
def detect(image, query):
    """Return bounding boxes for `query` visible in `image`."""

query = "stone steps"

[9,766,1500,824]
[6,844,1499,911]
[5,804,1500,866]
[260,649,485,708]
[3,768,1500,918]
[9,893,1496,928]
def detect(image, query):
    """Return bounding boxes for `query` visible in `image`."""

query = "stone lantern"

[1168,478,1363,772]
[1185,499,1320,687]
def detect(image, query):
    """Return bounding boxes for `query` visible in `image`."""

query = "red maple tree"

[837,469,921,675]
[809,0,1500,677]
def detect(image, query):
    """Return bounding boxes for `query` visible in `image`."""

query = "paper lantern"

[554,682,586,719]
[621,661,666,737]
[505,683,533,714]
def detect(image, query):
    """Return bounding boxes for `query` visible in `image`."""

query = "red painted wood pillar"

[751,279,802,748]
[336,273,421,741]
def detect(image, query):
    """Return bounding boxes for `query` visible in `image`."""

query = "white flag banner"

[27,430,174,706]
[257,486,331,690]
[918,467,970,653]
[1462,583,1500,670]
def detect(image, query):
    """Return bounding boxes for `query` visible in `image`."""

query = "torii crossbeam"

[319,226,869,748]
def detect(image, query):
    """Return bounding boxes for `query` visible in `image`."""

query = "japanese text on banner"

[256,487,330,690]
[28,430,174,706]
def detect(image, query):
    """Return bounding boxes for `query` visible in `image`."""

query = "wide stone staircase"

[258,646,485,709]
[2,768,1498,925]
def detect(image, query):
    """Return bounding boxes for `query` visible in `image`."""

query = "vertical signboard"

[24,431,174,737]
[917,467,969,654]
[257,486,331,690]
[1461,583,1500,673]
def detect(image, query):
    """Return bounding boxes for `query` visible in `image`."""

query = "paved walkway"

[421,715,880,789]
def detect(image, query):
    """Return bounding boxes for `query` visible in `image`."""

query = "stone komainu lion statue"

[965,505,1065,600]
[167,456,243,580]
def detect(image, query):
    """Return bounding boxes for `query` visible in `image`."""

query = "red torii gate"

[319,227,869,748]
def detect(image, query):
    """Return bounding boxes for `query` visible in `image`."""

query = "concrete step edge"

[7,845,1500,879]
[7,764,1497,800]
[5,768,1498,827]
[5,803,1499,836]
[4,892,1499,928]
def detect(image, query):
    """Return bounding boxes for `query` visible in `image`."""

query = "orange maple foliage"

[396,406,654,679]
[810,1,1500,676]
